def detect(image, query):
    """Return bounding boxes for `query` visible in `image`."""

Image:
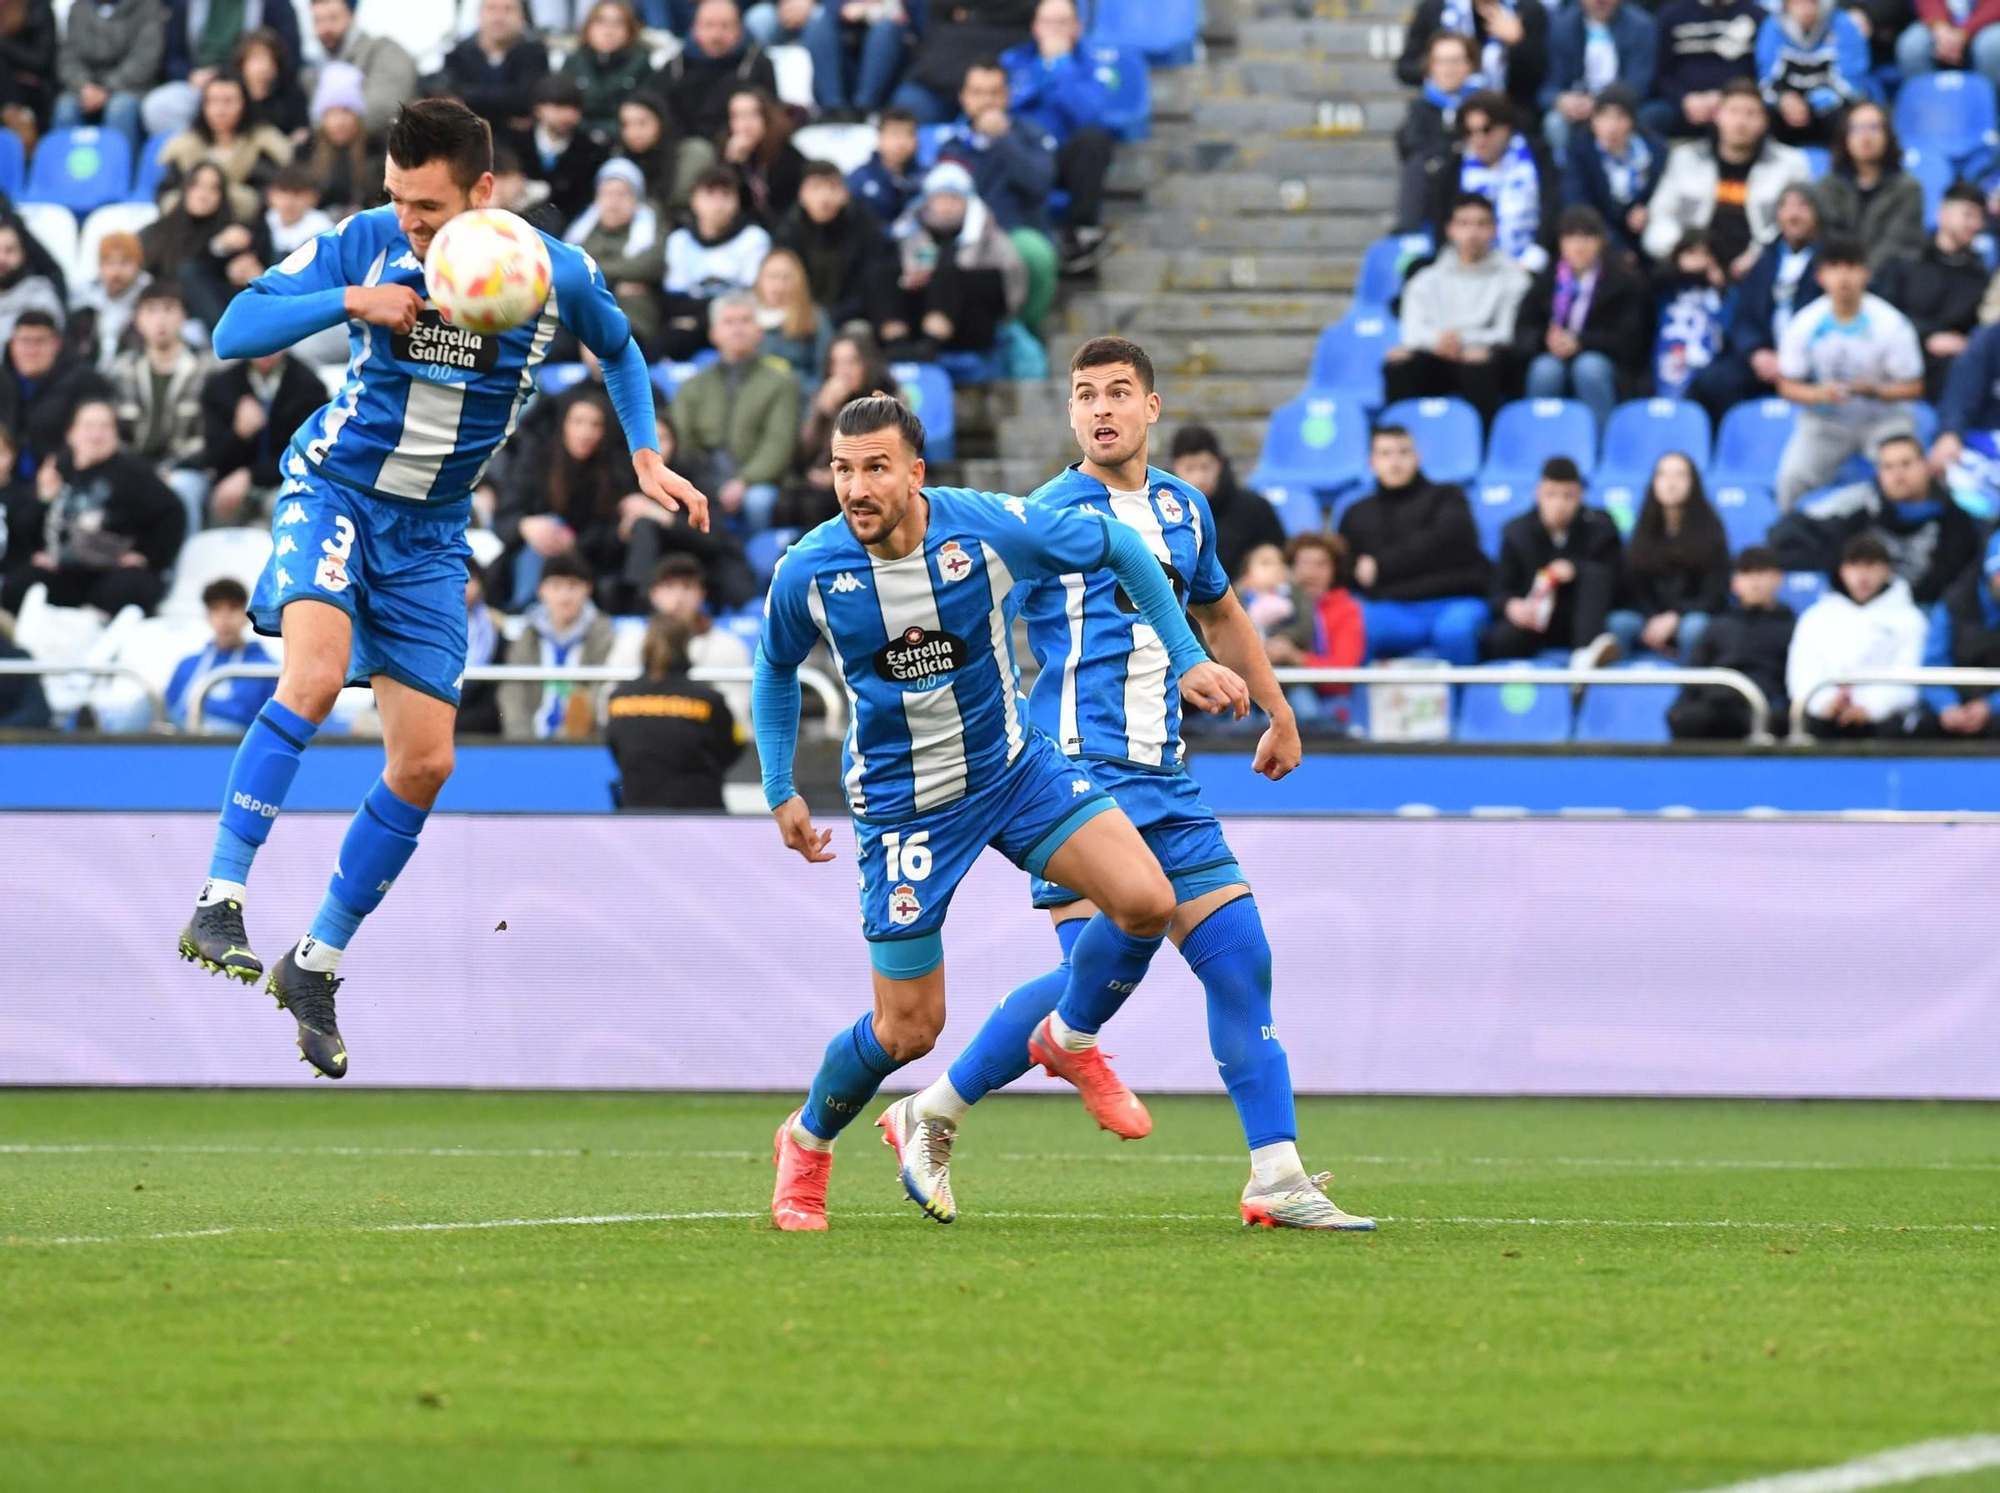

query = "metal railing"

[184,662,847,737]
[1268,664,1775,742]
[1788,668,2000,739]
[0,659,166,729]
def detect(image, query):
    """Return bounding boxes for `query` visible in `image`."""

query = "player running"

[879,337,1375,1231]
[175,99,706,1077]
[755,393,1250,1231]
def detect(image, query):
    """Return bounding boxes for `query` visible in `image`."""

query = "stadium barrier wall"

[8,742,2000,814]
[4,812,1997,1098]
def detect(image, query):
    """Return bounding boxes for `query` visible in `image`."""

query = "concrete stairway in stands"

[953,0,1408,492]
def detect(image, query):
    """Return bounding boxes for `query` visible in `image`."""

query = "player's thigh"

[871,963,948,1061]
[1036,808,1174,926]
[351,507,473,713]
[853,799,985,979]
[275,598,353,704]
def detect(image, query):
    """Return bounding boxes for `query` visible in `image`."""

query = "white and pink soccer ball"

[423,209,552,335]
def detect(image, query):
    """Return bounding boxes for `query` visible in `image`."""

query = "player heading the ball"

[177,97,707,1079]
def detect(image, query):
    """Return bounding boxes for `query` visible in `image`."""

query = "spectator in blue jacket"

[1000,0,1117,272]
[1930,320,2000,514]
[935,57,1059,233]
[143,0,305,140]
[1756,0,1873,145]
[1541,0,1658,158]
[1561,84,1663,260]
[1689,183,1822,420]
[166,578,278,733]
[850,107,924,224]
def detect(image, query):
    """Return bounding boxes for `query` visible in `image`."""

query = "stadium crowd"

[0,0,1998,747]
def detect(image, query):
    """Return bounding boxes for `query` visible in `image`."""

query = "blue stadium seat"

[1482,398,1598,483]
[1784,569,1828,611]
[1248,393,1371,502]
[1800,144,1831,178]
[1710,398,1796,489]
[649,358,705,403]
[891,360,956,463]
[1711,483,1778,554]
[1086,0,1200,65]
[1264,482,1325,538]
[1912,401,1938,447]
[1904,146,1954,230]
[916,122,950,170]
[0,130,22,199]
[1467,478,1536,557]
[1377,396,1482,485]
[1088,44,1152,142]
[1574,665,1677,743]
[129,133,170,204]
[24,127,133,214]
[1895,72,1999,174]
[1599,398,1712,481]
[1304,312,1393,405]
[746,526,801,587]
[538,362,589,395]
[1589,477,1642,537]
[1353,232,1433,314]
[1457,667,1574,743]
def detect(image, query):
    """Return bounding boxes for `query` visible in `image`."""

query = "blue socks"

[208,699,318,883]
[1181,897,1296,1149]
[801,1013,904,1140]
[947,918,1088,1104]
[1053,913,1164,1036]
[305,777,429,955]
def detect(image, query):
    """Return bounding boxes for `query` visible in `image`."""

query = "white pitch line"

[5,1210,1994,1250]
[1002,1153,2000,1174]
[1686,1434,2000,1492]
[9,1143,2000,1174]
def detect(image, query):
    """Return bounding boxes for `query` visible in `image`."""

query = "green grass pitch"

[3,1090,1997,1492]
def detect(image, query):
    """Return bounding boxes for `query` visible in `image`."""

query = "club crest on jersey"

[392,310,499,375]
[873,626,968,691]
[1155,489,1184,524]
[278,240,317,275]
[887,883,922,926]
[936,540,972,583]
[314,556,351,593]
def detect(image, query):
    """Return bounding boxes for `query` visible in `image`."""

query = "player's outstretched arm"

[1191,588,1301,780]
[211,223,416,360]
[1100,522,1250,719]
[753,645,835,863]
[561,240,712,532]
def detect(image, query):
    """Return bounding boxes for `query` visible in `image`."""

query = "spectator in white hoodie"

[1787,532,1928,738]
[1384,192,1532,424]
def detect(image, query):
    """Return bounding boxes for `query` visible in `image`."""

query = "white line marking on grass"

[6,1211,1993,1249]
[1002,1153,2000,1174]
[12,1144,2000,1174]
[1686,1434,2000,1491]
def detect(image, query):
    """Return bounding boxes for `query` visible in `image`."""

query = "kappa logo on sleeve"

[1003,496,1028,523]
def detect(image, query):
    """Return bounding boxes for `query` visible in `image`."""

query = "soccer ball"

[423,209,552,335]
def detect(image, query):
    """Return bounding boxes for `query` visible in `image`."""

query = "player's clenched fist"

[1178,660,1250,719]
[344,285,422,333]
[772,795,837,864]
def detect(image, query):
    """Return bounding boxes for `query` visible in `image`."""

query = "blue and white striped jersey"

[760,486,1114,821]
[249,207,630,504]
[1015,465,1229,771]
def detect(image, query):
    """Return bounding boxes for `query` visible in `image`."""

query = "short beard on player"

[841,488,909,546]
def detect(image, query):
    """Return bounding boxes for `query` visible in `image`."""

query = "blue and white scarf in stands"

[1460,131,1543,265]
[466,600,499,670]
[1423,78,1478,131]
[1438,0,1514,93]
[1597,133,1654,208]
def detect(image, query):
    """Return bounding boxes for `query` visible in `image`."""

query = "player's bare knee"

[875,1013,939,1064]
[277,664,344,724]
[390,742,455,801]
[1110,872,1175,939]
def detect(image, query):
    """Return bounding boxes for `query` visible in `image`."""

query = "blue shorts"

[857,733,1116,977]
[250,466,472,706]
[1031,758,1244,911]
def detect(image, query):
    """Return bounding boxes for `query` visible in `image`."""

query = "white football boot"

[876,1095,958,1224]
[1240,1171,1377,1231]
